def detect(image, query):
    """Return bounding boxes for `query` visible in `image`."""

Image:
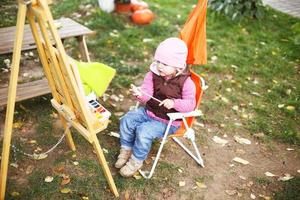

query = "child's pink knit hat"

[154,37,188,69]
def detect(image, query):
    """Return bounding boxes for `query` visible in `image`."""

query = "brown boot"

[119,157,143,177]
[114,148,132,169]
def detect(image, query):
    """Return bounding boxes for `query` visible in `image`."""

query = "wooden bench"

[0,18,95,106]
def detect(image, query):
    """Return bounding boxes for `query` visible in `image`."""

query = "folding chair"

[139,70,206,179]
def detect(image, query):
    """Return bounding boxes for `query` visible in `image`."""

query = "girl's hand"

[130,84,142,97]
[159,99,174,109]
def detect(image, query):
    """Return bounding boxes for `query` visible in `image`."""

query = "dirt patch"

[158,126,300,200]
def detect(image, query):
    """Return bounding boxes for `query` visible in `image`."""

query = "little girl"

[115,37,196,177]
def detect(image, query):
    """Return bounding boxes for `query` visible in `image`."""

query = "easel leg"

[91,136,119,197]
[60,117,76,151]
[0,2,27,199]
[77,36,91,62]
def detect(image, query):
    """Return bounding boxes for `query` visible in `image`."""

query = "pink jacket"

[137,72,196,126]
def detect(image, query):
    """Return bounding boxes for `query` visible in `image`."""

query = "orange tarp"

[179,0,208,65]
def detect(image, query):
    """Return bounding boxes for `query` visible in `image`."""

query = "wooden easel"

[0,0,119,198]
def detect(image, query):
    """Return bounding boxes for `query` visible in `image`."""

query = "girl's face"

[154,60,177,76]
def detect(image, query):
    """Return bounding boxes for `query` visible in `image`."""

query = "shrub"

[209,0,264,20]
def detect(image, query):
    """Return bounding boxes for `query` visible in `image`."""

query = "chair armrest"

[167,110,203,120]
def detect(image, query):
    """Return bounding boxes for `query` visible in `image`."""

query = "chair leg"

[172,137,204,167]
[139,121,173,179]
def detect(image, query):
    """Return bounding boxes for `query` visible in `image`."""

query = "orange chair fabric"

[179,0,208,65]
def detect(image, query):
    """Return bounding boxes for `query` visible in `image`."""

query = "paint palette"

[88,99,111,122]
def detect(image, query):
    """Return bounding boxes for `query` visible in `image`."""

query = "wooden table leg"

[77,35,90,62]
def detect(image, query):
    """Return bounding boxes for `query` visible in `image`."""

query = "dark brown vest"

[146,72,190,120]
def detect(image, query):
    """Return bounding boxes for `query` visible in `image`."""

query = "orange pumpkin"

[131,9,154,25]
[131,1,149,12]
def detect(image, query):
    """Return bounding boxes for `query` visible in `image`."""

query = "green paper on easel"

[76,61,116,97]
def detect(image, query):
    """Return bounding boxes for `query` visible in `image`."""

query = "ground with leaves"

[0,0,299,199]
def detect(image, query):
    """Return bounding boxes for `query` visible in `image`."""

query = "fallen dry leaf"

[234,135,251,145]
[61,174,71,185]
[265,171,276,177]
[178,168,183,173]
[241,113,248,119]
[102,93,109,101]
[286,106,295,111]
[143,38,154,43]
[26,165,34,175]
[50,112,58,118]
[251,92,261,96]
[237,192,243,197]
[225,189,237,196]
[11,191,20,197]
[144,158,152,165]
[133,172,142,180]
[232,105,239,111]
[54,166,65,174]
[278,104,285,108]
[250,193,256,199]
[253,132,265,138]
[278,174,293,181]
[114,112,124,117]
[239,175,247,180]
[124,190,130,200]
[44,176,54,183]
[234,122,243,126]
[226,88,232,92]
[212,136,228,146]
[211,55,218,61]
[102,148,109,154]
[73,161,79,166]
[13,122,23,129]
[221,96,229,103]
[108,131,120,138]
[60,188,71,194]
[259,194,271,200]
[179,181,185,187]
[162,187,174,198]
[196,181,207,189]
[4,58,10,65]
[32,153,48,160]
[231,64,238,69]
[236,149,246,155]
[194,121,205,127]
[110,94,120,102]
[247,181,254,187]
[10,163,19,168]
[28,140,37,144]
[34,147,43,153]
[233,157,249,165]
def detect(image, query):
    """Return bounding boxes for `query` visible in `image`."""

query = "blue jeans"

[120,107,179,161]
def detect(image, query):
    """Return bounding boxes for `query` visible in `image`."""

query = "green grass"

[0,0,299,199]
[254,176,272,185]
[275,177,300,200]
